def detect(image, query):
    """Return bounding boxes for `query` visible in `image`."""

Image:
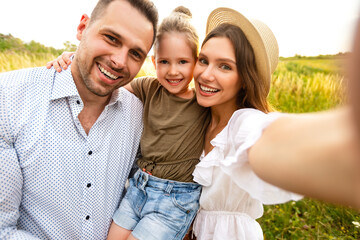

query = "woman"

[191,7,360,240]
[191,8,302,239]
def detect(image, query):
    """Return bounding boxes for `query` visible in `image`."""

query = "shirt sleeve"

[221,109,303,204]
[0,87,40,239]
[130,76,157,103]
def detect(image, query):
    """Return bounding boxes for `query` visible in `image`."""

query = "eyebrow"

[100,27,147,58]
[199,53,236,65]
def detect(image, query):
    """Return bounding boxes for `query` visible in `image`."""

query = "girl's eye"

[159,60,168,64]
[220,64,231,70]
[179,60,188,64]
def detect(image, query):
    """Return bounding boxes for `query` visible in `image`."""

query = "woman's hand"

[46,51,75,72]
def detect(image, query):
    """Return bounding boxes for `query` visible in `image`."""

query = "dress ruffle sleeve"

[193,109,302,205]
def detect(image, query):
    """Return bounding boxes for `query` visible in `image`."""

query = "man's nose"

[110,48,127,70]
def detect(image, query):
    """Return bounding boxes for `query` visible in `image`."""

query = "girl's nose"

[168,64,179,75]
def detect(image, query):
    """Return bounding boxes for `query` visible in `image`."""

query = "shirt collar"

[50,64,79,101]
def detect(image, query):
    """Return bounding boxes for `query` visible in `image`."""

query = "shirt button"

[76,100,80,104]
[88,151,93,155]
[87,183,91,188]
[86,215,90,220]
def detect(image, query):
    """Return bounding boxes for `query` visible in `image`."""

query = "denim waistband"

[134,169,201,194]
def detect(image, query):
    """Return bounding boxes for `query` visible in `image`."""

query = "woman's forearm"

[249,107,360,208]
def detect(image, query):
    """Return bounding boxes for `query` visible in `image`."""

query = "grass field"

[1,52,359,239]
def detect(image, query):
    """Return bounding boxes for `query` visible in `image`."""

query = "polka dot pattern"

[0,67,143,239]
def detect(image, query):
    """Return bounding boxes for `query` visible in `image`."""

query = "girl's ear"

[151,55,156,69]
[76,14,90,41]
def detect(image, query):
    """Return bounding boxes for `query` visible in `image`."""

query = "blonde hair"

[153,6,199,60]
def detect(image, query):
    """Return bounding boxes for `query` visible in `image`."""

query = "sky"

[0,0,359,57]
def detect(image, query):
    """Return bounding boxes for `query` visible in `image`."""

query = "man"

[0,0,158,239]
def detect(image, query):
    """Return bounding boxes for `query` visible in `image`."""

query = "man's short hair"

[90,0,158,44]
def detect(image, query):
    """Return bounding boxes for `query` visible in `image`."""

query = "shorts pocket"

[171,188,201,214]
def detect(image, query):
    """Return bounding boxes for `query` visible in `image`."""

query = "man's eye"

[106,35,116,43]
[130,50,141,60]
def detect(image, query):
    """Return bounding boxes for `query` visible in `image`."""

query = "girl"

[107,6,210,240]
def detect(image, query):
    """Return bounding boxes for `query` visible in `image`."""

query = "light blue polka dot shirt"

[0,66,143,239]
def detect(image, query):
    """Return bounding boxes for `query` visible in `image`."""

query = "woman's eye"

[198,58,208,65]
[220,64,231,70]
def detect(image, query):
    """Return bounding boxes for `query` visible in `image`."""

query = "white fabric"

[193,108,302,240]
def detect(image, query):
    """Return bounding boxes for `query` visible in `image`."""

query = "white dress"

[192,108,302,240]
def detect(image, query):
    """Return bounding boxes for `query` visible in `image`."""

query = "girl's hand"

[46,51,75,72]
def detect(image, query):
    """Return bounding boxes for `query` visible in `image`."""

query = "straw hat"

[206,7,279,94]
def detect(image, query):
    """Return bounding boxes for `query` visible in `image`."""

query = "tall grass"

[269,59,346,113]
[1,51,359,239]
[0,51,58,72]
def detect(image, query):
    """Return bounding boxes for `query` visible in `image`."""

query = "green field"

[1,50,359,239]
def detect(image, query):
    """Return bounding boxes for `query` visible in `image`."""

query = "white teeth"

[98,64,118,80]
[168,79,181,83]
[200,84,219,93]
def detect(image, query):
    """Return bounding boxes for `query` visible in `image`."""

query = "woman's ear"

[151,55,156,69]
[76,14,90,41]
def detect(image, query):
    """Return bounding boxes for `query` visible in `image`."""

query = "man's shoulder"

[0,67,56,87]
[118,87,143,107]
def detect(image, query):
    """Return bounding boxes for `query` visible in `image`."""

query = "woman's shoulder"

[225,108,283,147]
[228,108,268,129]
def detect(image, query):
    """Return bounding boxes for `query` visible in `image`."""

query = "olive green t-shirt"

[130,76,210,182]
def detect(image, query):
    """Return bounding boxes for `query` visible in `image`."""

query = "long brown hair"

[202,23,272,113]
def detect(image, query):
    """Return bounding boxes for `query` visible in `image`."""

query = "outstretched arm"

[248,108,360,208]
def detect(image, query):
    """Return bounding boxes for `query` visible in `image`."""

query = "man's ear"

[151,55,156,69]
[76,14,90,41]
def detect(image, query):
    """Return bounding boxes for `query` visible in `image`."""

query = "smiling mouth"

[167,79,182,84]
[199,83,220,93]
[98,64,120,80]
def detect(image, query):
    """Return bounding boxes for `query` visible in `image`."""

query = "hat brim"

[206,8,271,92]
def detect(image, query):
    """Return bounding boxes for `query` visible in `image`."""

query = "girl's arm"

[46,51,75,72]
[123,83,134,94]
[248,108,360,208]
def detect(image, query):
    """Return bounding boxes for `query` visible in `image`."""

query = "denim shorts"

[112,169,201,240]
